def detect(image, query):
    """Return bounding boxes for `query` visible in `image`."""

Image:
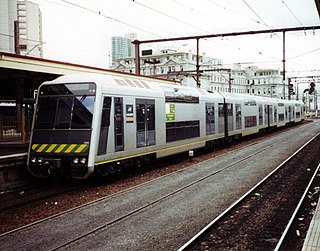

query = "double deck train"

[27,73,304,179]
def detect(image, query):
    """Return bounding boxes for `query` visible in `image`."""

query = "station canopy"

[0,52,121,102]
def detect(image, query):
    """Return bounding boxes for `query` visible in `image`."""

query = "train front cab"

[28,82,96,179]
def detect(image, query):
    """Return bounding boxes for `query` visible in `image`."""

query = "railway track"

[0,153,87,211]
[1,123,318,250]
[178,132,320,251]
[0,179,85,211]
[0,123,305,210]
[275,163,320,250]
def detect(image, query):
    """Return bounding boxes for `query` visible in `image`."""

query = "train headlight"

[73,158,79,164]
[38,157,43,163]
[31,157,37,163]
[80,157,87,164]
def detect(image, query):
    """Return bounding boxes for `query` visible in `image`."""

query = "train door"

[227,103,234,133]
[235,104,242,130]
[98,97,111,155]
[114,97,124,151]
[205,103,215,135]
[264,105,273,127]
[274,105,278,124]
[259,105,263,126]
[218,101,232,136]
[136,99,155,147]
[288,105,293,121]
[218,103,225,134]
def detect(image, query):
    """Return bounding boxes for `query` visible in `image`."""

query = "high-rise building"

[0,0,43,57]
[111,33,137,66]
[0,0,17,54]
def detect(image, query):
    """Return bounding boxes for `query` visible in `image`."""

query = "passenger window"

[98,97,111,155]
[55,97,73,129]
[34,96,57,129]
[136,99,155,147]
[71,96,95,129]
[114,97,124,151]
[206,103,215,135]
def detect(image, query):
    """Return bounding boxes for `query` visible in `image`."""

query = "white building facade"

[245,66,286,99]
[0,0,16,54]
[0,0,43,57]
[112,49,287,98]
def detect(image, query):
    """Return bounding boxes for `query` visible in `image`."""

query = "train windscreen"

[34,83,96,130]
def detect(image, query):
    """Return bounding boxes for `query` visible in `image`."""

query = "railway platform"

[302,196,320,251]
[0,142,28,192]
[0,141,28,156]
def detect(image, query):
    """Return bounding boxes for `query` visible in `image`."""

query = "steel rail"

[0,129,296,251]
[0,123,315,251]
[50,136,288,250]
[0,152,27,161]
[274,162,320,251]
[176,132,320,251]
[0,125,297,237]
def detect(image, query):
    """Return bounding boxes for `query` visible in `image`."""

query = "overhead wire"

[241,0,270,28]
[60,0,163,38]
[132,0,270,57]
[288,46,320,60]
[60,0,197,54]
[170,0,238,30]
[281,0,304,26]
[131,0,211,34]
[0,32,42,43]
[202,0,284,57]
[5,0,319,71]
[168,0,244,51]
[206,0,267,28]
[21,0,166,62]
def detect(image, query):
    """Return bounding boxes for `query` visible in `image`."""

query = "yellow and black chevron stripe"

[32,144,89,153]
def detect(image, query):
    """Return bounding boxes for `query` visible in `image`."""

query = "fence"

[0,116,32,143]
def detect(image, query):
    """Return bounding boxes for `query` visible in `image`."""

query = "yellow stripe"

[38,144,48,152]
[95,134,228,166]
[65,144,77,153]
[55,144,67,153]
[46,144,57,153]
[94,137,221,166]
[75,144,87,153]
[32,143,89,153]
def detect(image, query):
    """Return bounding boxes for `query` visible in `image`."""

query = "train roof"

[41,73,224,99]
[41,73,304,105]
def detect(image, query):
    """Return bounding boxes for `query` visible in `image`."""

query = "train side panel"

[27,73,305,179]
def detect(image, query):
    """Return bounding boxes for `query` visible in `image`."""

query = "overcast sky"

[31,0,320,74]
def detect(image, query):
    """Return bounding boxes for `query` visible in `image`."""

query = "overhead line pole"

[283,31,287,99]
[196,38,200,88]
[133,25,320,94]
[133,25,320,45]
[14,21,20,55]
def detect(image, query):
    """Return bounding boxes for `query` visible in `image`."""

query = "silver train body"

[27,73,304,179]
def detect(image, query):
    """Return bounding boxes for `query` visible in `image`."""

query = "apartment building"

[111,33,137,66]
[0,0,43,57]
